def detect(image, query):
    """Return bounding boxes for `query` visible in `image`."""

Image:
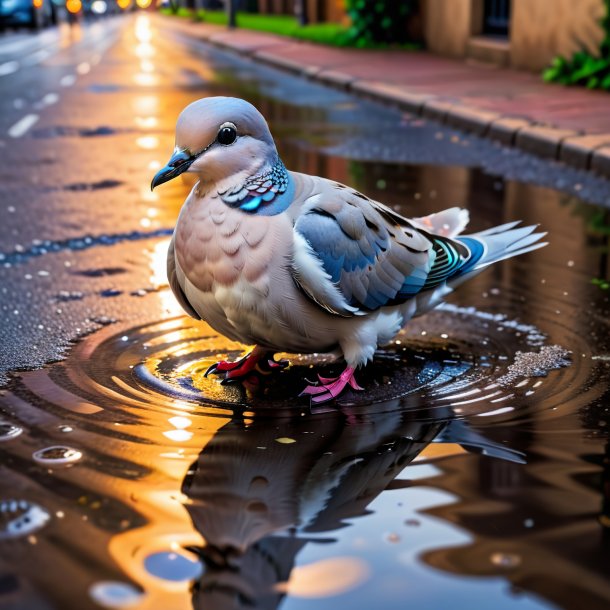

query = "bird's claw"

[205,352,289,388]
[300,367,363,404]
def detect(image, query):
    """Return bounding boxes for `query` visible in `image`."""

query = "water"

[1,14,610,610]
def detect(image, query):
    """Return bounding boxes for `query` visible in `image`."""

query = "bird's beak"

[151,149,196,190]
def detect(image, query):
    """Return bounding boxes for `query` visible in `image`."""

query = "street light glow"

[91,0,107,14]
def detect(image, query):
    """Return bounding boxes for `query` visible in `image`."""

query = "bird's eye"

[217,123,237,146]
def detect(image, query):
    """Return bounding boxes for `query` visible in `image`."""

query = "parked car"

[0,0,56,29]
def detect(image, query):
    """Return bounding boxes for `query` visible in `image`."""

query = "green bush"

[159,7,419,49]
[345,0,417,47]
[543,0,610,90]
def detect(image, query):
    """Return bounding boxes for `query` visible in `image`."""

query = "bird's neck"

[214,155,295,216]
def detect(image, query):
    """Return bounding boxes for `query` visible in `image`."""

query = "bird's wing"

[291,182,470,316]
[167,235,201,320]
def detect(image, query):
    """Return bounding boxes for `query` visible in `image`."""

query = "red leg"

[205,347,288,385]
[300,366,364,404]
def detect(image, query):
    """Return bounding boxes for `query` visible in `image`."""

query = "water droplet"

[89,581,144,608]
[0,421,23,442]
[144,551,202,582]
[490,552,521,568]
[57,290,84,302]
[0,500,50,539]
[33,445,83,465]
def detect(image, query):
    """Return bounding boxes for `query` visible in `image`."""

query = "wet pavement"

[0,12,610,610]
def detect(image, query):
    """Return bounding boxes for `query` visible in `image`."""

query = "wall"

[422,0,606,71]
[422,0,477,57]
[510,0,605,71]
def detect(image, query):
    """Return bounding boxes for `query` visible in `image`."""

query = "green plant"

[159,8,419,49]
[543,0,610,90]
[345,0,417,47]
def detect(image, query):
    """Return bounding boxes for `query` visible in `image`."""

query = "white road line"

[34,92,60,109]
[0,29,57,55]
[0,61,19,77]
[23,49,51,66]
[40,93,59,106]
[8,114,39,138]
[0,38,36,55]
[60,74,76,87]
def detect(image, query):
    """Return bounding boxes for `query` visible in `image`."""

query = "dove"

[152,96,546,404]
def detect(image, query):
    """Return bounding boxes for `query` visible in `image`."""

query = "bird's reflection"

[181,406,523,609]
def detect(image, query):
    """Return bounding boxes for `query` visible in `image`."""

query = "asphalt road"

[0,14,200,381]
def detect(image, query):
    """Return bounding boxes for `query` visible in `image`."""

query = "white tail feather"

[448,222,547,289]
[474,224,546,268]
[412,207,470,237]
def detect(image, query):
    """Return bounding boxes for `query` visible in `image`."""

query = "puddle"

[63,179,124,192]
[0,228,172,266]
[32,125,131,138]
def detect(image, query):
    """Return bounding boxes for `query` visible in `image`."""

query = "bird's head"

[151,96,277,191]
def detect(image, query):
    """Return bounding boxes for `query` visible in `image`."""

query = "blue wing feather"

[296,207,438,312]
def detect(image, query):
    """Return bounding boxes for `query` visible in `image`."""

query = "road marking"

[8,114,39,138]
[0,38,36,55]
[34,92,60,109]
[60,74,76,87]
[0,29,57,55]
[23,49,51,66]
[40,93,59,106]
[0,61,19,77]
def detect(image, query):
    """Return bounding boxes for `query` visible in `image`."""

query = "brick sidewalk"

[158,15,610,178]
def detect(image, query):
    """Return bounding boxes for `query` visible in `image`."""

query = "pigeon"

[152,96,546,404]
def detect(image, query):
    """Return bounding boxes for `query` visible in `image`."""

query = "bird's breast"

[174,195,275,294]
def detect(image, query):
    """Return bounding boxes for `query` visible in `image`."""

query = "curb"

[162,18,610,179]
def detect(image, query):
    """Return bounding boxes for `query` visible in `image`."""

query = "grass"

[159,7,418,49]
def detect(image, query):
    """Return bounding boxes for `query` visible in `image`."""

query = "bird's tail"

[451,221,548,286]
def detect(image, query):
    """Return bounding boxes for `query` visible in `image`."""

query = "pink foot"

[205,349,288,385]
[299,366,364,404]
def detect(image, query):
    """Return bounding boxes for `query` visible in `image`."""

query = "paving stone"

[303,65,323,78]
[489,117,534,146]
[560,134,610,169]
[315,70,355,89]
[350,81,433,113]
[253,51,308,75]
[591,146,610,178]
[445,106,502,135]
[421,99,457,122]
[516,126,580,159]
